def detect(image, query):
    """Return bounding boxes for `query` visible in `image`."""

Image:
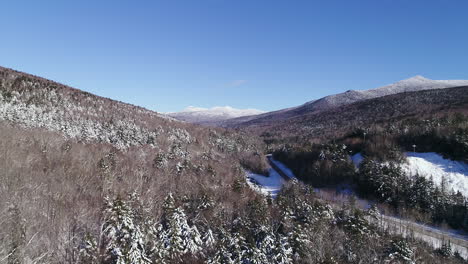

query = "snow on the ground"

[351,152,468,196]
[378,214,468,259]
[268,155,297,179]
[246,168,286,197]
[402,152,468,195]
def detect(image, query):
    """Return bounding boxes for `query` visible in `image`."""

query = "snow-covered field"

[351,152,468,196]
[246,169,286,197]
[402,152,468,195]
[246,157,296,197]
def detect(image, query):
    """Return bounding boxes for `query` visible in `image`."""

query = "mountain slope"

[223,76,468,128]
[261,85,468,143]
[167,106,264,125]
[0,66,262,152]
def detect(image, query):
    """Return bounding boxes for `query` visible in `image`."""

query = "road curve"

[268,155,468,259]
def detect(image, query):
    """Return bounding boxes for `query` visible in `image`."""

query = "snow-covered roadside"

[351,152,468,196]
[246,155,296,197]
[377,214,468,259]
[246,169,286,197]
[267,154,297,180]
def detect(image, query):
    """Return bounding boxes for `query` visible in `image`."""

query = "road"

[266,156,468,259]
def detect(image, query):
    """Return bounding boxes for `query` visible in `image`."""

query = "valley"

[4,2,468,263]
[1,66,468,263]
[248,154,468,259]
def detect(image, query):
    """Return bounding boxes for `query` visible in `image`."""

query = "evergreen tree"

[208,230,249,264]
[437,241,453,258]
[78,233,98,264]
[155,193,202,262]
[273,235,293,264]
[387,239,414,264]
[101,196,151,264]
[289,224,310,260]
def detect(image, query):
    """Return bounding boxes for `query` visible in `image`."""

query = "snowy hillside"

[168,106,265,124]
[352,152,468,196]
[306,75,468,111]
[224,75,468,128]
[402,152,468,196]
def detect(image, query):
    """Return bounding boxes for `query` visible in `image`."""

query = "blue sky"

[1,0,467,112]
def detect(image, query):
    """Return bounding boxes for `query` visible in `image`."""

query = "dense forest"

[272,114,468,233]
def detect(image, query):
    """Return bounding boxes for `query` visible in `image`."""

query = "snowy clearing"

[402,152,468,195]
[351,152,468,196]
[246,156,296,197]
[246,168,286,197]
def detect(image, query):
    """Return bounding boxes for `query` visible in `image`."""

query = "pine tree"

[289,224,310,260]
[155,193,202,262]
[78,233,98,264]
[437,241,452,258]
[208,230,250,264]
[387,239,414,264]
[273,235,293,264]
[101,196,151,264]
[203,228,216,248]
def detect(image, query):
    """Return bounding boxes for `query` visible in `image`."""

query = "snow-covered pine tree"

[289,224,310,260]
[101,196,151,264]
[203,228,216,248]
[256,226,276,260]
[273,235,293,264]
[155,193,202,262]
[387,239,414,264]
[208,230,249,264]
[437,240,453,258]
[78,233,98,264]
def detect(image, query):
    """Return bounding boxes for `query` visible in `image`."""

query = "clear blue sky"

[1,0,467,112]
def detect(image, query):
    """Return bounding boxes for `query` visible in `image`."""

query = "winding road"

[265,156,468,259]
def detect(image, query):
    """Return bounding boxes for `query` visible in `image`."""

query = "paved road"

[267,156,468,259]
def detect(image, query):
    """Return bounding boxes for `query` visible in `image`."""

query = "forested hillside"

[0,67,466,263]
[269,90,468,238]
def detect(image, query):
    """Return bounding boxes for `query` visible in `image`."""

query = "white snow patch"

[402,152,468,195]
[351,152,468,196]
[246,168,287,197]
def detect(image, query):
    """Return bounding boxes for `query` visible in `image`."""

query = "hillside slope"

[223,76,468,128]
[263,85,468,142]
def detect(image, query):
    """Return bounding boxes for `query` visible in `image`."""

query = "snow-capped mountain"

[309,75,468,111]
[223,75,468,128]
[167,106,265,125]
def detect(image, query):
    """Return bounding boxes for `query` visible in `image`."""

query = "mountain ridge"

[167,105,265,125]
[222,75,468,128]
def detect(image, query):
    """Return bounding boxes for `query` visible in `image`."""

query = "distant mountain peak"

[407,75,428,80]
[168,106,265,125]
[222,75,468,128]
